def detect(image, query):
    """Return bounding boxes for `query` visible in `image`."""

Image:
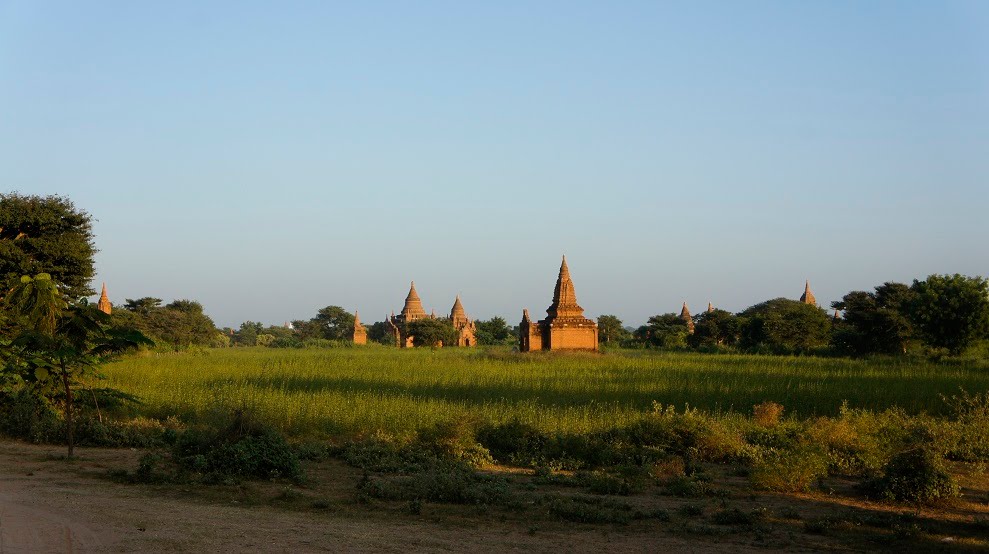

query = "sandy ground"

[0,441,766,553]
[2,440,987,553]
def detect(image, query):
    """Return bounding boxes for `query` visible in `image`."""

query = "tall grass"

[98,347,989,438]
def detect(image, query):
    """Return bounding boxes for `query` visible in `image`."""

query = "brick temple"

[376,282,477,347]
[519,256,598,352]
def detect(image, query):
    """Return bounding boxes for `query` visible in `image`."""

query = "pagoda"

[97,283,112,315]
[519,256,598,352]
[800,280,817,306]
[352,311,367,345]
[680,302,694,334]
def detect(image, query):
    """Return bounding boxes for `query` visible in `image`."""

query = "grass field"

[98,347,989,438]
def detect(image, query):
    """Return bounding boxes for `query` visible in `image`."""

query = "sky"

[1,1,987,328]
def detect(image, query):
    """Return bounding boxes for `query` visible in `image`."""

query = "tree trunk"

[61,365,74,459]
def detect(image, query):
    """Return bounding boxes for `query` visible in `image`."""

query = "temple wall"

[547,324,597,351]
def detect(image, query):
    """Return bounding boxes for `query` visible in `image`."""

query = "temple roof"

[451,295,466,319]
[401,281,427,318]
[680,302,692,320]
[707,302,714,313]
[97,282,112,314]
[800,280,817,305]
[545,256,587,320]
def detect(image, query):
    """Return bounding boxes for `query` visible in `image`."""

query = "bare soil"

[1,440,986,553]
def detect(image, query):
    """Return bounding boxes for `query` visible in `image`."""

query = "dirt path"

[0,440,764,553]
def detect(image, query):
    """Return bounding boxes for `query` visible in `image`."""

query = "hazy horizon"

[3,2,987,328]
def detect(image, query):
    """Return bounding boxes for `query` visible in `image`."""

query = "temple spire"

[401,281,427,320]
[680,301,695,334]
[800,280,817,305]
[97,282,112,315]
[546,255,584,319]
[707,301,714,313]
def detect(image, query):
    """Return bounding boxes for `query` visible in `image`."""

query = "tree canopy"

[0,193,96,300]
[738,298,831,354]
[831,282,915,356]
[908,274,989,355]
[407,318,459,347]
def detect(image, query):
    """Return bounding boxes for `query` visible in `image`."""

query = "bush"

[477,420,548,465]
[172,413,302,482]
[750,446,828,492]
[866,447,959,504]
[752,401,785,427]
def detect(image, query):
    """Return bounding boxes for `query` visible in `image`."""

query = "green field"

[100,347,989,438]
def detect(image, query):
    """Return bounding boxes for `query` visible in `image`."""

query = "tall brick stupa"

[519,256,598,352]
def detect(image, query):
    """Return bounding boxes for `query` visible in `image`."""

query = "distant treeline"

[599,275,989,358]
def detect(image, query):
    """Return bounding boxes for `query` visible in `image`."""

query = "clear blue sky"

[2,1,987,328]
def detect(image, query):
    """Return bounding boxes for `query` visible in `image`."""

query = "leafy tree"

[738,298,831,354]
[688,309,740,349]
[909,274,989,355]
[475,316,514,345]
[0,193,96,300]
[234,321,263,346]
[638,314,690,349]
[597,315,630,345]
[294,306,355,341]
[367,320,397,346]
[831,282,915,356]
[407,318,458,347]
[123,297,163,315]
[113,298,217,349]
[1,274,152,457]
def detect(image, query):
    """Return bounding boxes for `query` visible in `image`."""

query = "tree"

[294,306,355,341]
[123,297,163,315]
[407,318,458,347]
[688,309,740,349]
[234,321,263,346]
[909,274,989,355]
[113,297,218,349]
[738,298,831,354]
[831,282,915,356]
[0,194,96,300]
[639,314,690,349]
[475,316,514,345]
[597,315,629,346]
[2,274,152,457]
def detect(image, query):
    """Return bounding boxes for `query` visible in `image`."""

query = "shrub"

[752,401,784,427]
[544,494,635,524]
[477,420,547,465]
[866,447,960,504]
[750,446,828,492]
[172,413,302,482]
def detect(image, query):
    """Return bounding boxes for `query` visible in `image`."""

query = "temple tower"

[401,282,427,321]
[353,310,367,345]
[520,256,598,352]
[800,280,817,306]
[707,302,714,313]
[97,283,112,315]
[680,302,694,334]
[449,295,477,347]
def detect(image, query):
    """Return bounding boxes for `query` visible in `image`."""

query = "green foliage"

[2,274,154,456]
[688,309,740,349]
[115,297,218,349]
[866,447,959,504]
[750,446,829,492]
[407,318,459,347]
[0,193,96,301]
[543,494,636,524]
[597,315,629,346]
[172,414,302,482]
[831,283,915,356]
[909,274,989,355]
[638,314,690,349]
[475,317,515,346]
[293,306,355,341]
[738,298,832,354]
